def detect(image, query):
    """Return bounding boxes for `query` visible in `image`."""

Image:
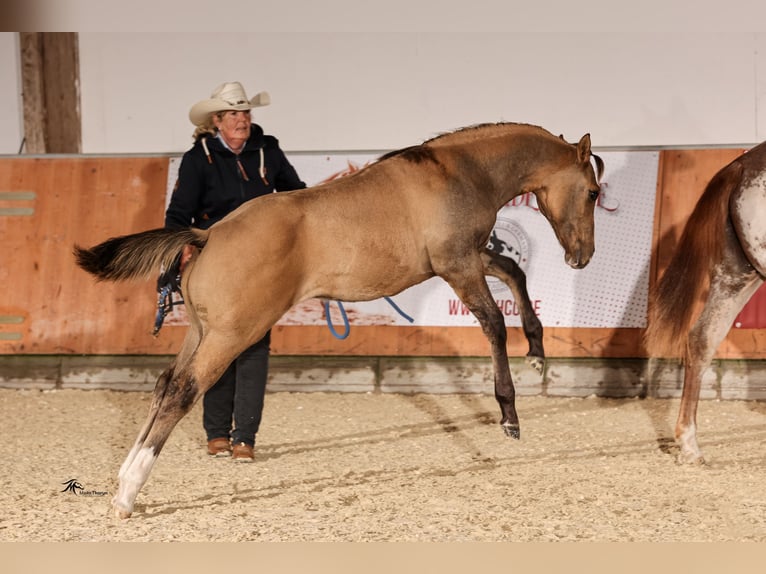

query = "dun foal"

[75,122,603,517]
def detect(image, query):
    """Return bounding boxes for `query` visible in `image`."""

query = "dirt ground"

[0,387,764,542]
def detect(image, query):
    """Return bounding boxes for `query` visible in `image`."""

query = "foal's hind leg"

[677,263,762,465]
[112,331,232,518]
[117,365,174,483]
[112,366,202,518]
[116,327,201,485]
[481,249,544,373]
[441,261,520,438]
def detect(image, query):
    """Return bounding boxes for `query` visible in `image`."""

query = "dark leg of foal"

[117,331,201,485]
[481,249,544,373]
[116,365,174,482]
[112,366,202,518]
[446,270,520,439]
[112,327,236,518]
[677,263,761,464]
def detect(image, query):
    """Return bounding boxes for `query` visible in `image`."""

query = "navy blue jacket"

[165,123,306,230]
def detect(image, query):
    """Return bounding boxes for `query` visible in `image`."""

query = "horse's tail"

[74,227,209,282]
[644,160,744,358]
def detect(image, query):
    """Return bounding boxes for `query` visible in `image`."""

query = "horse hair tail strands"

[644,161,744,359]
[74,227,208,282]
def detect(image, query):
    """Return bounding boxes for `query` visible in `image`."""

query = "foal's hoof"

[501,422,520,440]
[113,504,133,519]
[525,354,545,375]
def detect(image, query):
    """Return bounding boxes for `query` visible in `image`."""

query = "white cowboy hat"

[188,81,270,126]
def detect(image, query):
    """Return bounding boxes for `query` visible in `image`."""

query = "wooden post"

[19,33,46,154]
[19,32,81,154]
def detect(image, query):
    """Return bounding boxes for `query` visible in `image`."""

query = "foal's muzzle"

[565,247,593,269]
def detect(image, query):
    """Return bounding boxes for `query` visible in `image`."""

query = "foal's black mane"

[377,122,550,163]
[378,144,439,165]
[423,121,544,145]
[374,122,603,181]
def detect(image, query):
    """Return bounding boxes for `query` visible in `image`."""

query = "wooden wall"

[1,151,764,359]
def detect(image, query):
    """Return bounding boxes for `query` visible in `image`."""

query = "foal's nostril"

[565,247,581,268]
[576,251,593,269]
[566,247,592,269]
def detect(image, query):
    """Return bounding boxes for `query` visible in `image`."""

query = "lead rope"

[323,297,414,340]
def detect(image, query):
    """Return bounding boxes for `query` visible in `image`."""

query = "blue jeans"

[203,331,270,447]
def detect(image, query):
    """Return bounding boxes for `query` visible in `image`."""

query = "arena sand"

[0,388,764,542]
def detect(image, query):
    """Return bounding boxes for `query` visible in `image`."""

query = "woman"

[163,81,306,461]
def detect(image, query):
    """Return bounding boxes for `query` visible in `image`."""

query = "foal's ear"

[576,133,592,164]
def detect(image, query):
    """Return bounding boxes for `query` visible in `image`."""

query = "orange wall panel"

[0,151,761,359]
[0,157,179,354]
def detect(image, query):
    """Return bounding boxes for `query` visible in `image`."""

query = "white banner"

[165,149,658,329]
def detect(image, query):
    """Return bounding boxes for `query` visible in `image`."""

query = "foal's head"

[532,134,603,269]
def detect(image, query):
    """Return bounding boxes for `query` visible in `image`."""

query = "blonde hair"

[192,111,225,140]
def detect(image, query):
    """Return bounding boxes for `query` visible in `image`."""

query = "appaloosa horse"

[75,122,603,517]
[645,140,766,464]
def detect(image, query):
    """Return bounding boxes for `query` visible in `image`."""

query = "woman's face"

[213,110,251,150]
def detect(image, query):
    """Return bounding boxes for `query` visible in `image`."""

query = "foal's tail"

[644,160,744,358]
[74,227,209,282]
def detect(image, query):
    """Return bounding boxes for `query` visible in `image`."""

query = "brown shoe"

[231,442,254,462]
[207,438,232,457]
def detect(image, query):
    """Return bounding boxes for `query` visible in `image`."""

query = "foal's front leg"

[445,271,520,439]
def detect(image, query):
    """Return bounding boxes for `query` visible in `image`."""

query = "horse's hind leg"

[112,366,202,518]
[117,366,174,482]
[481,249,544,373]
[112,329,233,519]
[116,327,201,484]
[677,256,762,464]
[442,262,520,438]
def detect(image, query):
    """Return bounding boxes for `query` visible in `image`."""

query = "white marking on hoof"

[113,501,133,519]
[113,446,157,517]
[501,422,520,440]
[525,355,544,374]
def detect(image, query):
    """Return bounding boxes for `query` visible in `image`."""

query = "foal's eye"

[588,189,600,201]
